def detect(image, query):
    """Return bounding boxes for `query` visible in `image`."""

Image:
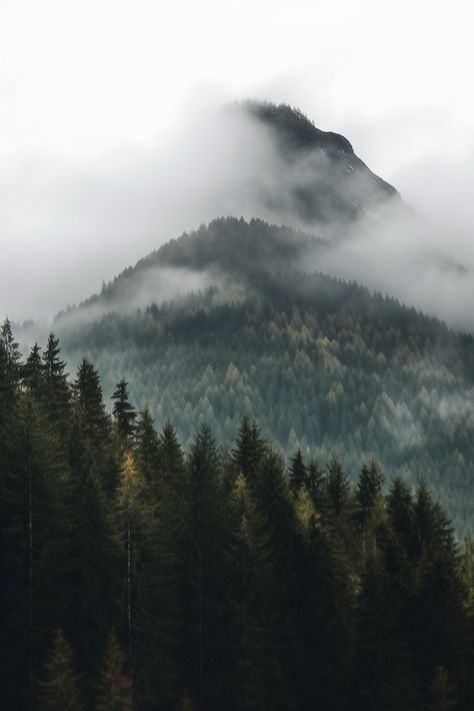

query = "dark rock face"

[242,101,399,223]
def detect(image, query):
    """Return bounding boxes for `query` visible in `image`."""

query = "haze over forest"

[1,3,474,710]
[1,0,474,325]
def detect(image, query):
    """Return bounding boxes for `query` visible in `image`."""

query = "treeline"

[60,245,474,535]
[1,320,473,710]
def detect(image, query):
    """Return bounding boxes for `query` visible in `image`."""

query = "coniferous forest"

[56,218,474,536]
[1,320,473,710]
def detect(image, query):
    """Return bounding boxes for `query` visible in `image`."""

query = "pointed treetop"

[38,629,83,711]
[95,629,134,711]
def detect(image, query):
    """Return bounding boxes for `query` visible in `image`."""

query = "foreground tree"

[38,630,83,711]
[112,379,136,442]
[96,630,133,711]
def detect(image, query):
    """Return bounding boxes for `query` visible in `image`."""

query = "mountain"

[238,101,400,224]
[56,217,474,535]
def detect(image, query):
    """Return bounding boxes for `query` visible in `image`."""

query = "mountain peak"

[243,100,354,155]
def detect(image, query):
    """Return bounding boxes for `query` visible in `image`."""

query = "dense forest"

[1,320,473,710]
[54,218,474,535]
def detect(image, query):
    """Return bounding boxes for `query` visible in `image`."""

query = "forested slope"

[1,322,473,710]
[55,218,474,535]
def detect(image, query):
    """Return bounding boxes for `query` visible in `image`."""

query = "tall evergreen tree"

[38,630,83,711]
[74,358,109,443]
[23,343,44,398]
[325,451,351,517]
[0,317,22,416]
[42,333,70,434]
[95,629,133,711]
[114,452,147,670]
[112,379,136,442]
[232,417,266,481]
[289,448,308,491]
[134,408,160,489]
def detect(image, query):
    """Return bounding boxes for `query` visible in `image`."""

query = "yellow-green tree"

[114,452,147,668]
[96,629,133,711]
[38,629,83,710]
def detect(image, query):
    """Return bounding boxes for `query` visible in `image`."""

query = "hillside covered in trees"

[1,322,473,710]
[51,218,474,535]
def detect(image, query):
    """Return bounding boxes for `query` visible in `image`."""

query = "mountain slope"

[57,218,474,535]
[239,102,400,223]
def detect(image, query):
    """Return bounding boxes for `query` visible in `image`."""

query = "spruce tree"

[134,408,160,489]
[112,379,136,442]
[38,629,83,711]
[23,343,44,397]
[289,448,308,492]
[42,333,70,434]
[356,459,384,525]
[232,417,266,481]
[114,452,147,669]
[429,666,456,711]
[95,630,133,711]
[325,451,351,517]
[74,358,109,443]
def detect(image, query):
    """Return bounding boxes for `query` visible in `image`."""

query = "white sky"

[1,0,474,320]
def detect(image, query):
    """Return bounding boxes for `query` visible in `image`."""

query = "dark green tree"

[95,629,134,711]
[112,379,136,442]
[289,448,307,491]
[38,629,83,711]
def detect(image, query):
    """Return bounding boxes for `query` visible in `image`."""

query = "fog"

[1,0,473,328]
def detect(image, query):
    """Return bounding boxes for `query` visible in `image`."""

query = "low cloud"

[2,101,474,333]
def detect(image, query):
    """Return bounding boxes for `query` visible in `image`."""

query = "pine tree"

[38,629,83,710]
[158,419,185,485]
[135,421,187,709]
[325,451,351,517]
[232,416,266,481]
[95,630,133,711]
[183,425,238,709]
[307,459,325,512]
[134,407,160,489]
[74,358,109,443]
[67,407,118,674]
[42,333,70,434]
[114,452,147,669]
[356,459,384,525]
[429,665,456,711]
[112,379,136,442]
[388,476,415,557]
[23,343,44,397]
[233,472,286,710]
[1,393,71,707]
[0,317,22,415]
[289,448,308,491]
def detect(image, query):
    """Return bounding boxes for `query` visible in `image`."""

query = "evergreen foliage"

[54,218,474,535]
[0,325,472,710]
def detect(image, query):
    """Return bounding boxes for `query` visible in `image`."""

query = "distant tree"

[307,459,325,511]
[158,419,185,484]
[232,416,265,481]
[429,666,456,711]
[114,452,146,668]
[289,448,308,491]
[0,317,22,409]
[38,630,83,710]
[325,451,351,517]
[95,629,133,711]
[42,333,70,431]
[112,379,136,442]
[23,343,43,397]
[134,407,160,488]
[356,459,384,525]
[388,476,415,556]
[74,358,108,442]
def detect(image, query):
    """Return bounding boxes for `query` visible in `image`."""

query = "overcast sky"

[1,0,473,320]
